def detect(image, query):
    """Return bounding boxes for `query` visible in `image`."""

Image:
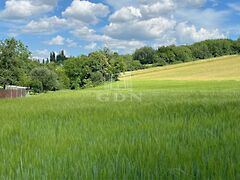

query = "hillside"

[121,55,240,81]
[1,55,240,178]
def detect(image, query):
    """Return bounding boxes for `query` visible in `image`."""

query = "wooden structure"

[0,86,28,99]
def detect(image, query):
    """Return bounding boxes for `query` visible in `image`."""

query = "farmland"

[121,55,240,80]
[0,56,240,179]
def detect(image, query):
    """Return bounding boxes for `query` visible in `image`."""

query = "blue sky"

[0,0,240,59]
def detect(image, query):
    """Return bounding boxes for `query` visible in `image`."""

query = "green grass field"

[1,56,240,179]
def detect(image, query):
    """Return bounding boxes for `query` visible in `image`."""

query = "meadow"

[122,55,240,80]
[0,56,240,179]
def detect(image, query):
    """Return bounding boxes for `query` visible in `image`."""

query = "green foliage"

[110,54,143,72]
[31,79,43,93]
[133,46,156,64]
[137,39,239,66]
[1,37,240,93]
[0,38,32,88]
[205,39,234,57]
[17,72,31,87]
[64,52,114,89]
[232,38,240,54]
[30,67,59,92]
[50,52,56,62]
[56,50,67,63]
[154,58,167,66]
[64,56,88,89]
[190,42,212,59]
[55,67,70,89]
[88,51,112,80]
[171,46,193,62]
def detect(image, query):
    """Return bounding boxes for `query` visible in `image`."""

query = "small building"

[0,85,28,99]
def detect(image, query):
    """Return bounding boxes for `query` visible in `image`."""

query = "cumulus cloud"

[106,17,176,41]
[176,8,229,29]
[71,26,110,42]
[176,22,226,44]
[103,0,227,48]
[109,6,142,23]
[62,0,110,24]
[0,0,57,19]
[32,49,50,60]
[47,35,78,47]
[106,0,206,10]
[71,25,145,52]
[140,1,175,18]
[22,16,67,34]
[0,0,230,54]
[66,0,227,52]
[48,35,65,45]
[104,38,145,53]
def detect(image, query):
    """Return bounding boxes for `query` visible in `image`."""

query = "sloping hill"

[121,55,240,80]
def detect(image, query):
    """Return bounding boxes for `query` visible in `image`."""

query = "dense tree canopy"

[0,37,240,93]
[133,47,156,64]
[0,38,37,89]
[133,39,240,66]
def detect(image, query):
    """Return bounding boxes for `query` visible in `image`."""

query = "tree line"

[0,38,240,93]
[133,39,240,65]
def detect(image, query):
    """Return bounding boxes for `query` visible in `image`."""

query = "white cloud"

[109,6,142,23]
[104,38,145,53]
[105,0,206,10]
[71,26,110,42]
[1,0,230,54]
[62,0,110,24]
[105,17,176,40]
[20,0,110,35]
[176,22,226,44]
[68,0,226,52]
[66,39,78,48]
[104,0,227,48]
[72,26,145,53]
[140,1,175,18]
[48,35,65,45]
[47,35,78,47]
[22,16,67,34]
[32,49,49,60]
[0,0,57,19]
[176,8,229,29]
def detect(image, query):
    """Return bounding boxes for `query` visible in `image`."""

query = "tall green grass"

[0,80,240,179]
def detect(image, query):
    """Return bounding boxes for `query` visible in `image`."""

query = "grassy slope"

[0,56,240,179]
[121,55,240,80]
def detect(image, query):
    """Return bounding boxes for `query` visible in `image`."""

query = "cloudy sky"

[0,0,239,59]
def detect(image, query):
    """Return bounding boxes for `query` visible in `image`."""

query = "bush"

[90,71,105,85]
[30,67,59,92]
[31,80,43,93]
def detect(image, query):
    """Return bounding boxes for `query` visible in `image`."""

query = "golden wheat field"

[121,56,240,80]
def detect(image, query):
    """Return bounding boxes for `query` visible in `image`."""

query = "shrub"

[30,67,59,92]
